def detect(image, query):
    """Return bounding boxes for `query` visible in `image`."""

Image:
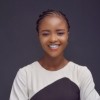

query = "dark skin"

[38,15,69,71]
[39,55,68,71]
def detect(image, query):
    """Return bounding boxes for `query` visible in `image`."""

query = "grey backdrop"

[0,0,100,99]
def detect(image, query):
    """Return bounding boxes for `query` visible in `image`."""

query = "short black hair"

[36,9,70,32]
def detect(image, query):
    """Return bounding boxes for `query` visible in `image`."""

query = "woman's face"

[38,16,69,58]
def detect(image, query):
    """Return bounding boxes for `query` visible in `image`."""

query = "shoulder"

[70,61,93,84]
[70,61,91,75]
[16,61,38,77]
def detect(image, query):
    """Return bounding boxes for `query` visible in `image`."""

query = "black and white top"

[9,61,100,100]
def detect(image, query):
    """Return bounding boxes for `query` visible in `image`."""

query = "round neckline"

[35,61,72,73]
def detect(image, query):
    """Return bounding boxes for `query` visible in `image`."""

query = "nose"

[49,34,58,43]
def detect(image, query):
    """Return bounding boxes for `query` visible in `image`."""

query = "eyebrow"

[41,29,65,32]
[56,29,65,31]
[41,30,50,32]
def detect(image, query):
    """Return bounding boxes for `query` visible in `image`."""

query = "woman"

[9,9,100,100]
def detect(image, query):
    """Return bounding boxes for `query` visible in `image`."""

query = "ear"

[37,32,39,37]
[67,32,69,39]
[37,32,40,40]
[68,32,69,35]
[37,32,42,45]
[67,32,70,43]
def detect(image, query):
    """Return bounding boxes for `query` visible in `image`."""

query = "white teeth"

[49,44,59,49]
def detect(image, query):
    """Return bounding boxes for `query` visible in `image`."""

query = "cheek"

[39,37,48,46]
[60,35,68,44]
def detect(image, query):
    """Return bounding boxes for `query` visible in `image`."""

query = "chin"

[46,53,63,58]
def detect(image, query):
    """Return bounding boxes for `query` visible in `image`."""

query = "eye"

[57,32,64,36]
[42,32,49,36]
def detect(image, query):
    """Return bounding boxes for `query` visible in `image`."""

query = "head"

[36,9,70,33]
[36,9,70,58]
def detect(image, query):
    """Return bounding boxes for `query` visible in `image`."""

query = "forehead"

[42,14,66,21]
[38,16,68,32]
[39,15,67,27]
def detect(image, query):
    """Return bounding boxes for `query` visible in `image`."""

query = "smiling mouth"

[48,44,60,50]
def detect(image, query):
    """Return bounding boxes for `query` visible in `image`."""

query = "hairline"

[38,13,69,32]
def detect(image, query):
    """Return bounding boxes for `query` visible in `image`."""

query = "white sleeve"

[9,68,28,100]
[80,67,100,100]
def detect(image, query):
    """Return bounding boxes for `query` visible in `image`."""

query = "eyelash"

[41,32,64,36]
[57,32,64,35]
[42,33,49,36]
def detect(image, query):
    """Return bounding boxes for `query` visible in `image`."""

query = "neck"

[38,55,68,71]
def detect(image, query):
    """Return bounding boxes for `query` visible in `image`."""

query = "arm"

[9,68,28,100]
[80,67,100,100]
